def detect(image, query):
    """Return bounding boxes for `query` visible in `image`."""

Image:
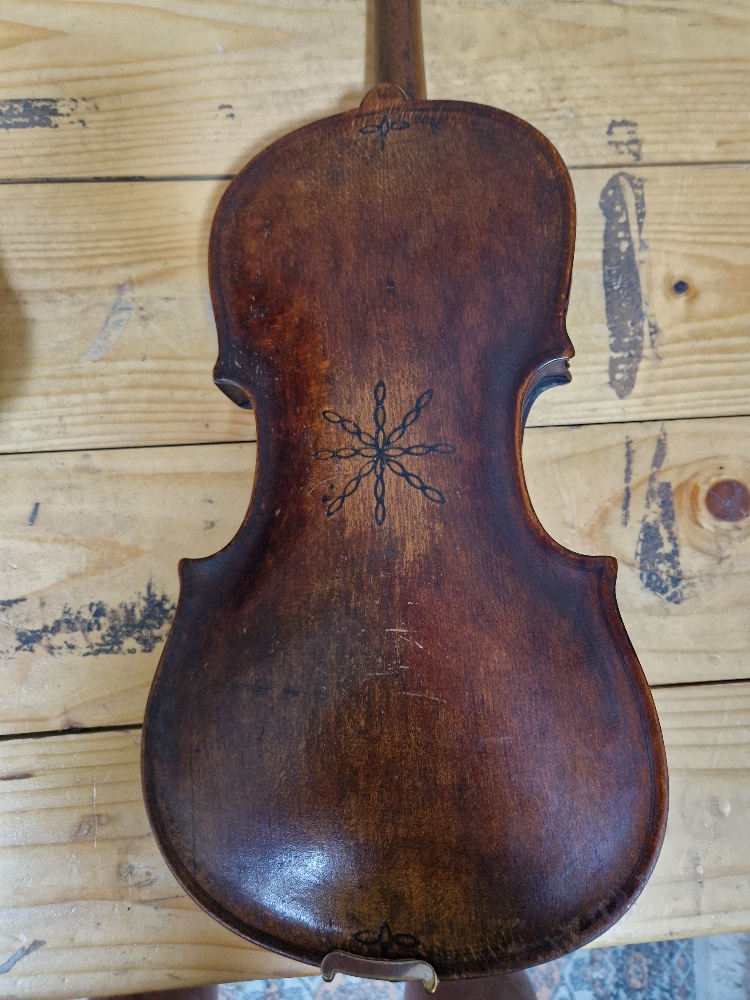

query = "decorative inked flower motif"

[354,921,420,958]
[313,381,455,526]
[359,114,410,144]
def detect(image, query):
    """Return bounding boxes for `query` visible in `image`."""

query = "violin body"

[142,89,667,977]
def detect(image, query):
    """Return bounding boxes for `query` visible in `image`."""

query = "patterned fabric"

[219,933,750,1000]
[527,938,695,1000]
[220,978,402,1000]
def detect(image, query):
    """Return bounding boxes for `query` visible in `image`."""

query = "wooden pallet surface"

[1,165,748,454]
[0,418,748,735]
[0,1,748,179]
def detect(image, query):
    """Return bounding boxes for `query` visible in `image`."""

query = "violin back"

[142,93,667,977]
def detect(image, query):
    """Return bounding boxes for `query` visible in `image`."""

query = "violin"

[142,0,667,983]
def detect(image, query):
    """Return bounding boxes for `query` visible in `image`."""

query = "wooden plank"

[1,166,749,454]
[1,683,748,996]
[537,164,750,428]
[0,443,256,735]
[603,683,750,945]
[0,729,311,998]
[525,416,750,687]
[1,416,748,736]
[0,178,241,454]
[0,1,748,180]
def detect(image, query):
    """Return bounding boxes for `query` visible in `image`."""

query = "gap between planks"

[4,674,750,744]
[2,409,750,462]
[1,160,749,186]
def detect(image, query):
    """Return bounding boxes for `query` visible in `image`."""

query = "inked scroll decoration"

[354,921,420,958]
[359,114,410,148]
[313,381,455,525]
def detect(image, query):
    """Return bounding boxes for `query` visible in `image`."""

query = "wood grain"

[526,416,750,688]
[0,166,748,454]
[604,683,750,945]
[1,684,747,996]
[0,177,241,454]
[0,443,256,735]
[0,1,748,180]
[1,416,747,737]
[0,729,310,999]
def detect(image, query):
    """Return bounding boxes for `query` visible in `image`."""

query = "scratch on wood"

[0,940,45,974]
[80,280,134,362]
[117,861,160,890]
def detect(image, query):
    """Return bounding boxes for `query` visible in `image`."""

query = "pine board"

[0,442,256,734]
[0,684,748,997]
[0,729,310,998]
[1,166,749,454]
[0,0,748,180]
[526,417,750,688]
[1,416,747,736]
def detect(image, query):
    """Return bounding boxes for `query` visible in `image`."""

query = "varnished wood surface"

[2,684,748,997]
[1,417,748,736]
[141,93,667,974]
[375,0,426,100]
[0,1,748,179]
[1,166,748,454]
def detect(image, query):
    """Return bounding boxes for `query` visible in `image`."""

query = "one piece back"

[142,84,667,979]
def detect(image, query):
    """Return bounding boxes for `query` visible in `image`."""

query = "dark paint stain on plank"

[0,940,45,974]
[635,429,686,605]
[600,172,661,399]
[606,119,643,162]
[0,597,26,610]
[621,436,634,527]
[0,772,33,781]
[28,502,40,526]
[11,582,175,657]
[0,98,95,129]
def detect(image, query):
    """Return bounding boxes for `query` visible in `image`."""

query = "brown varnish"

[142,81,667,977]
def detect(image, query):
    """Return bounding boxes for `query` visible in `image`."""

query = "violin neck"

[374,0,426,100]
